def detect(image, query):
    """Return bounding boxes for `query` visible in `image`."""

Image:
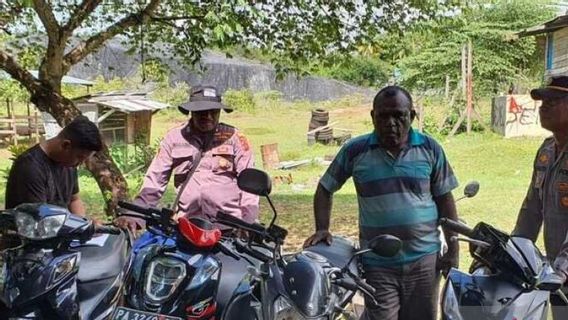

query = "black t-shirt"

[5,145,79,209]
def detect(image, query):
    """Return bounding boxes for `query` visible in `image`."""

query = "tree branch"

[0,2,25,35]
[0,49,43,95]
[32,0,60,41]
[63,0,161,71]
[152,15,203,21]
[62,0,103,37]
[155,19,185,33]
[1,48,80,124]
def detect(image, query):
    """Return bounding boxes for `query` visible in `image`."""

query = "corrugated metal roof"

[517,15,568,37]
[29,70,94,86]
[94,98,169,112]
[72,91,170,113]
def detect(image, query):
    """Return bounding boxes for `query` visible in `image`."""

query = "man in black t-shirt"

[5,116,103,216]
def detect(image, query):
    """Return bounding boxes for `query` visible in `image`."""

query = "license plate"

[112,307,182,320]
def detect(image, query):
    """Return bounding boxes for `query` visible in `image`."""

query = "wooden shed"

[42,92,169,145]
[0,71,94,145]
[517,14,568,79]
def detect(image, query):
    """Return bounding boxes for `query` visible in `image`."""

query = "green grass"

[0,95,549,270]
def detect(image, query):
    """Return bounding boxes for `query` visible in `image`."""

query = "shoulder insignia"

[236,132,250,152]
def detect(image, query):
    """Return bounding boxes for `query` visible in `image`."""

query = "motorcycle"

[440,217,568,320]
[0,203,131,320]
[113,201,254,320]
[215,168,403,319]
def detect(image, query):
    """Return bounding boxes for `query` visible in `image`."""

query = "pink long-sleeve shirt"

[134,122,259,223]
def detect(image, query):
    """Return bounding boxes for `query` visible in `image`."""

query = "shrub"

[223,89,256,113]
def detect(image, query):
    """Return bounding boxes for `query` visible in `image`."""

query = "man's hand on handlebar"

[235,228,249,240]
[303,230,333,248]
[114,215,146,234]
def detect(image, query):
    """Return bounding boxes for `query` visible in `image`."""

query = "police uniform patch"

[237,132,250,151]
[216,145,230,154]
[539,153,550,164]
[218,158,230,169]
[215,131,233,141]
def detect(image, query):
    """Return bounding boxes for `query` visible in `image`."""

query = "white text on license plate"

[112,307,182,320]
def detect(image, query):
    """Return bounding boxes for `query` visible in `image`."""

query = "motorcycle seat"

[77,231,128,282]
[303,236,358,274]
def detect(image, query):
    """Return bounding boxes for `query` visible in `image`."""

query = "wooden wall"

[547,27,568,78]
[126,110,152,145]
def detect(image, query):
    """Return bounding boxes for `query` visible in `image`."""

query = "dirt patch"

[328,104,369,117]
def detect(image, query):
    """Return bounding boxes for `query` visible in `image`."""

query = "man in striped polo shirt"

[304,86,460,320]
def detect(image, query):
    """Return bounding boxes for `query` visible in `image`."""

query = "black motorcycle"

[440,217,568,320]
[0,203,131,319]
[215,168,402,319]
[114,201,254,320]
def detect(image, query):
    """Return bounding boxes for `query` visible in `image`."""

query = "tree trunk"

[1,0,163,216]
[30,84,129,216]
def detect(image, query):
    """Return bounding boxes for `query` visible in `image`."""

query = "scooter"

[113,201,253,320]
[440,217,568,319]
[0,203,131,320]
[215,168,403,319]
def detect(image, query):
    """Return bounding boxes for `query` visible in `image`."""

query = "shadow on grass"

[261,193,359,252]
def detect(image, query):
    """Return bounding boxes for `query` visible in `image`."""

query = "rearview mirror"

[537,272,564,292]
[367,235,402,258]
[237,168,272,196]
[463,181,480,198]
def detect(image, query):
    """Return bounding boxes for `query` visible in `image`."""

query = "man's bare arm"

[69,193,86,217]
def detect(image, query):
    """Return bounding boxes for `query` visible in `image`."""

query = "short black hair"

[373,86,413,110]
[58,115,103,152]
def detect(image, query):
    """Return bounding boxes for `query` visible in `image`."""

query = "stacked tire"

[309,109,329,131]
[308,109,333,145]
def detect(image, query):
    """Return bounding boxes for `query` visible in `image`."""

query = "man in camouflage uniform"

[513,76,568,318]
[116,85,259,231]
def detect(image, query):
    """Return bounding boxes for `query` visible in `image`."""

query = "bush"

[223,89,256,113]
[255,90,283,102]
[109,136,159,173]
[7,144,31,160]
[318,55,391,88]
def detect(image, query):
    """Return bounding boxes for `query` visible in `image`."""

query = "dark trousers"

[551,291,568,320]
[360,253,440,320]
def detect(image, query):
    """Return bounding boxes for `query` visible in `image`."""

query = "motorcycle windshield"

[505,237,545,280]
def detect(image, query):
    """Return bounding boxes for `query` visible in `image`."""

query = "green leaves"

[389,0,555,94]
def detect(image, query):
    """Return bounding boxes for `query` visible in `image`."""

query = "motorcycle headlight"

[442,282,464,320]
[273,296,307,320]
[144,257,186,303]
[15,212,65,240]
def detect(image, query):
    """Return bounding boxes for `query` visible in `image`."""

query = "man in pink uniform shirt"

[116,85,259,231]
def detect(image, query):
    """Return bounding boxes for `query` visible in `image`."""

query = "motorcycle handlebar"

[216,212,266,235]
[353,276,376,295]
[234,239,271,263]
[117,201,154,216]
[94,225,121,235]
[334,278,358,292]
[440,218,475,238]
[217,241,240,261]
